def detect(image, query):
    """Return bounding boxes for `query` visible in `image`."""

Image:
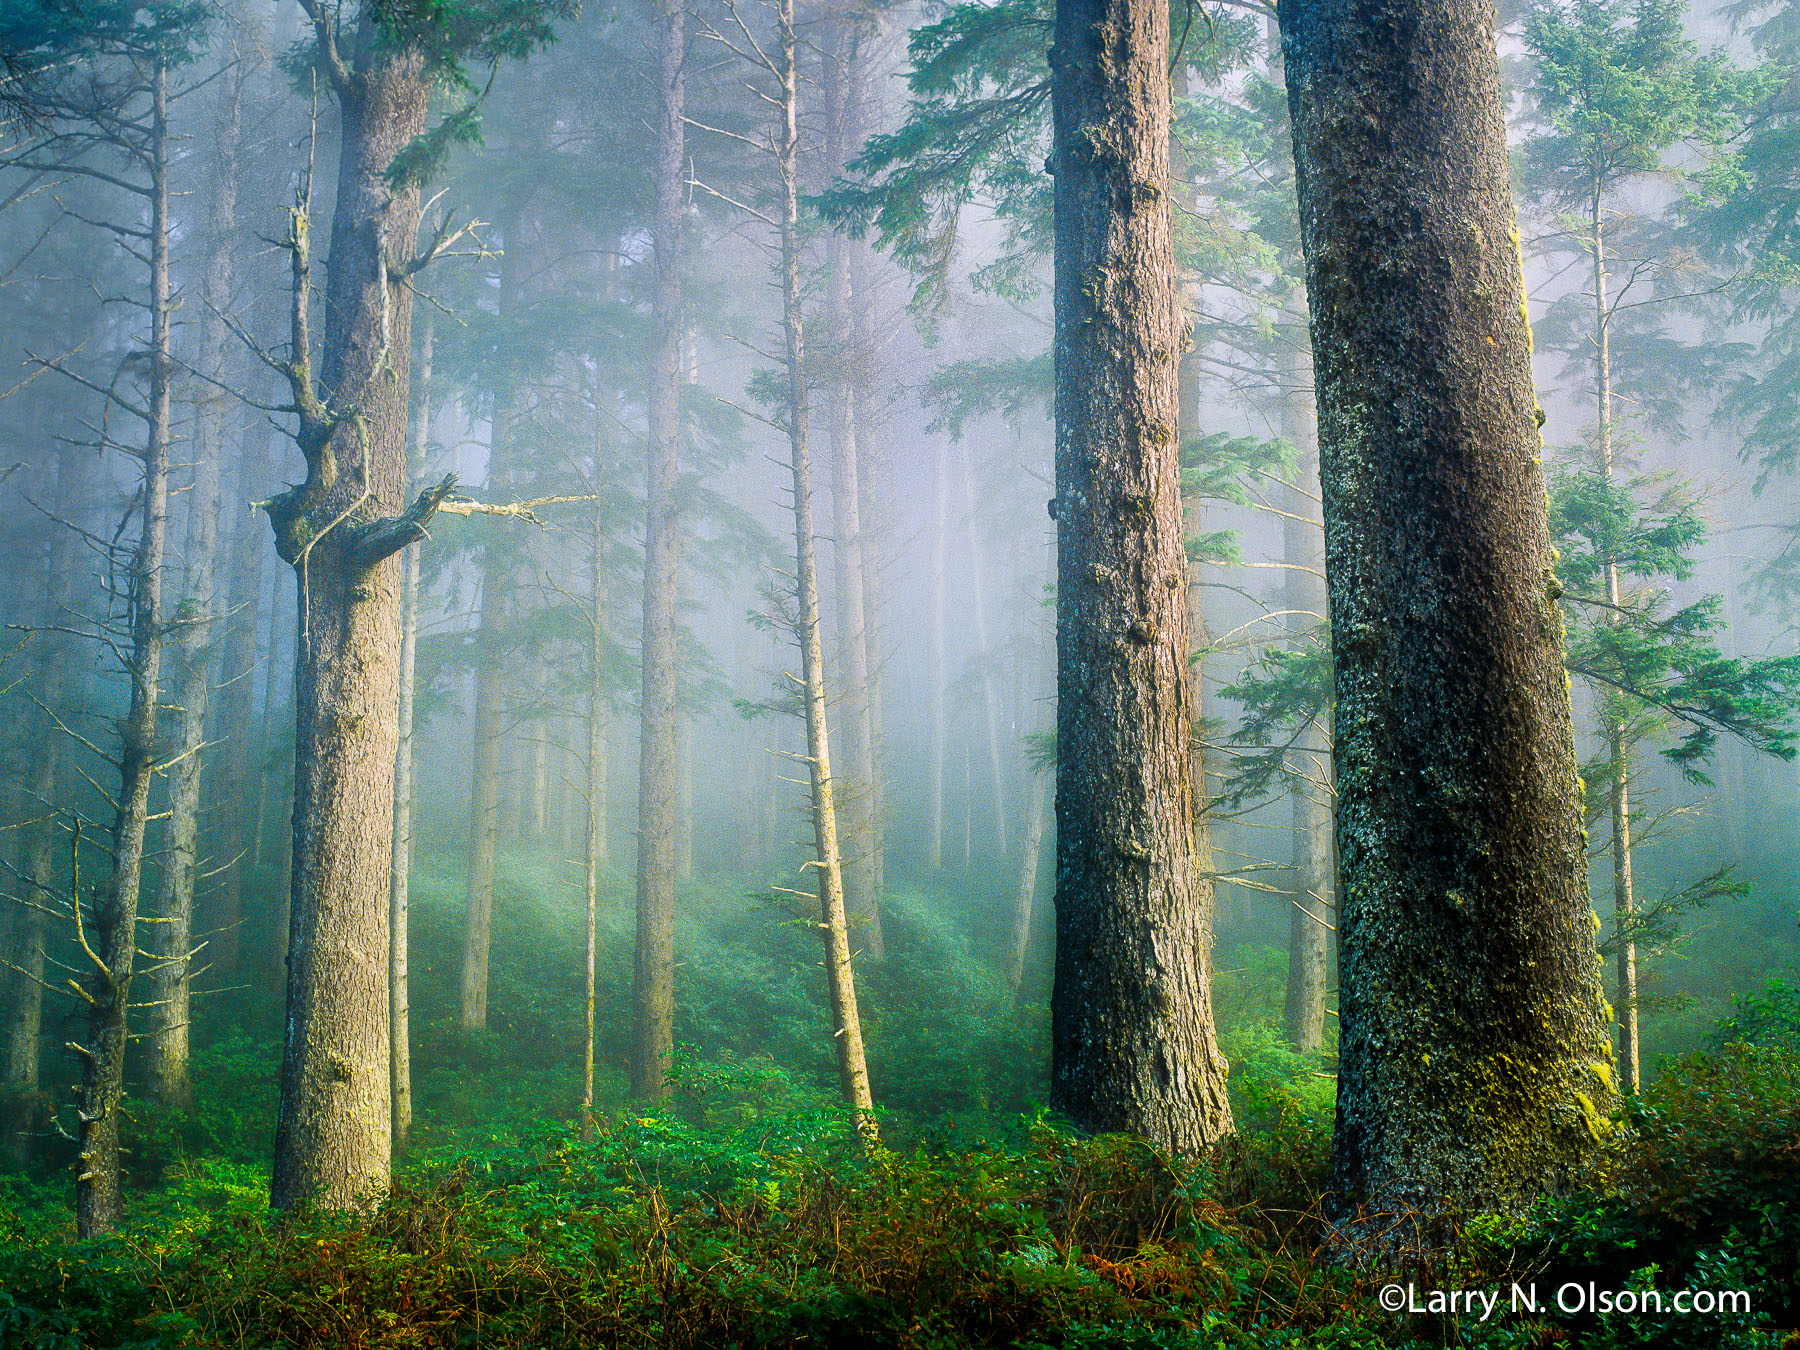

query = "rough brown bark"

[632,0,686,1102]
[1278,0,1613,1255]
[267,9,436,1212]
[1047,0,1234,1154]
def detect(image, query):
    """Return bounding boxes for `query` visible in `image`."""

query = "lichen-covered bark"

[1277,0,1612,1255]
[631,0,686,1102]
[269,14,432,1212]
[1047,0,1233,1154]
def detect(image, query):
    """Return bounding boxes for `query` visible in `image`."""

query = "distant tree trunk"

[214,414,271,978]
[582,439,609,1136]
[772,0,876,1139]
[850,264,889,914]
[926,437,948,873]
[632,0,686,1102]
[824,30,886,958]
[145,64,243,1110]
[1279,0,1612,1254]
[267,10,437,1213]
[76,54,174,1238]
[1278,336,1331,1055]
[1047,0,1233,1154]
[461,228,525,1032]
[1590,198,1639,1095]
[962,463,1011,857]
[391,316,432,1152]
[675,724,694,880]
[2,446,87,1150]
[1005,774,1051,996]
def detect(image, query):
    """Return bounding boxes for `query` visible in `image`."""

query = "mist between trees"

[0,0,1798,1336]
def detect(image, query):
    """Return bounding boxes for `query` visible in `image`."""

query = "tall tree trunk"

[214,414,271,978]
[145,64,244,1109]
[632,0,686,1102]
[962,463,1011,857]
[926,437,948,873]
[461,226,525,1031]
[1005,775,1051,996]
[824,30,886,958]
[775,0,876,1141]
[1,448,88,1164]
[75,55,174,1237]
[1278,334,1331,1055]
[391,316,432,1152]
[583,442,609,1137]
[267,11,435,1212]
[1591,199,1639,1095]
[1047,0,1233,1154]
[1279,0,1612,1254]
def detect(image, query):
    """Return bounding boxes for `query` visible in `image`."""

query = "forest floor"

[1,851,1796,1349]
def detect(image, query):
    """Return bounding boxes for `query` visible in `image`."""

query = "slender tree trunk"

[215,415,270,978]
[926,437,948,873]
[1591,201,1639,1095]
[675,725,693,880]
[461,228,525,1031]
[1048,0,1233,1154]
[632,0,686,1102]
[583,455,608,1138]
[1278,335,1331,1054]
[1005,775,1051,996]
[775,0,876,1139]
[145,67,243,1109]
[75,56,174,1237]
[824,33,886,957]
[390,317,431,1152]
[961,463,1011,857]
[1279,0,1612,1254]
[268,13,434,1212]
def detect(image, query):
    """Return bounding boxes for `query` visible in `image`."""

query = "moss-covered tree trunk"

[1277,0,1613,1256]
[267,9,437,1212]
[1047,0,1234,1155]
[632,0,686,1102]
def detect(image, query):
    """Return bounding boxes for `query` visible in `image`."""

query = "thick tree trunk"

[1048,0,1233,1154]
[268,14,433,1212]
[1278,337,1331,1055]
[76,56,174,1238]
[632,0,686,1102]
[1279,0,1612,1254]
